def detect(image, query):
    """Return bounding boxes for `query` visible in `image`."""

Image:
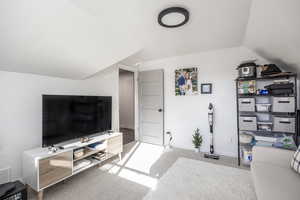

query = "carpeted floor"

[143,158,257,200]
[120,128,135,145]
[29,166,148,200]
[28,142,251,200]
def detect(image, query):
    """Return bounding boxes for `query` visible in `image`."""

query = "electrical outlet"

[0,167,11,184]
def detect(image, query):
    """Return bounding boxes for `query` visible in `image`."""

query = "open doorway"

[119,69,135,145]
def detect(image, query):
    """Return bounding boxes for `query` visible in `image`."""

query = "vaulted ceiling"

[123,0,252,65]
[0,0,299,79]
[244,0,300,72]
[0,0,144,79]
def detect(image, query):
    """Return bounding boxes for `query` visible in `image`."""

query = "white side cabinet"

[22,132,123,200]
[23,148,73,199]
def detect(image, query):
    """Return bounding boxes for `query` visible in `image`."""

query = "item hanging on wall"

[201,83,212,94]
[204,103,220,160]
[175,68,198,96]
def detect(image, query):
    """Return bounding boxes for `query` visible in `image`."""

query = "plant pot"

[194,147,200,153]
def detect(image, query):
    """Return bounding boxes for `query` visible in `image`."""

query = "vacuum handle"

[210,125,213,133]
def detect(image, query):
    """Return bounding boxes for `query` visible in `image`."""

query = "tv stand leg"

[37,190,44,200]
[118,153,122,161]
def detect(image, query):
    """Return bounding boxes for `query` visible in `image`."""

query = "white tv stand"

[22,132,123,200]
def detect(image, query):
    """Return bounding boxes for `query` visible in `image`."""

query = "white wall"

[139,47,268,157]
[119,70,135,129]
[0,66,119,181]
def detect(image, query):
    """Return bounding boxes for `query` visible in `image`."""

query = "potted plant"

[192,128,203,152]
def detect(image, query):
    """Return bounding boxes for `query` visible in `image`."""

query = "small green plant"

[192,128,203,149]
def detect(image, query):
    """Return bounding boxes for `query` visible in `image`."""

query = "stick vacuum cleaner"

[204,103,220,160]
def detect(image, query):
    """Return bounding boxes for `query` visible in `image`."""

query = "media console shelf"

[22,132,123,200]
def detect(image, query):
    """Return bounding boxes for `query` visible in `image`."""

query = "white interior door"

[139,70,164,145]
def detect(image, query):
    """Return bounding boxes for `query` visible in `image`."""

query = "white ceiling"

[0,0,144,79]
[123,0,252,65]
[244,0,300,72]
[0,0,299,78]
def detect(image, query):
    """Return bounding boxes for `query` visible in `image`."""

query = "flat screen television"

[42,95,112,147]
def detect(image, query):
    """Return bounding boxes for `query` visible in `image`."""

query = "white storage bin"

[257,122,272,131]
[257,113,272,122]
[239,116,257,131]
[239,98,255,112]
[273,117,296,133]
[273,97,295,113]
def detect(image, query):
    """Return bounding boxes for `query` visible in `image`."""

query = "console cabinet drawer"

[38,151,73,189]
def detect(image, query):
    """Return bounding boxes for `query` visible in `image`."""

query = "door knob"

[158,108,163,112]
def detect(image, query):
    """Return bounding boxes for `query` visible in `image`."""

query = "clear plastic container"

[256,104,272,112]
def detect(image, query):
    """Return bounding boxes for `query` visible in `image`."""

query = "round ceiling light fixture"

[158,7,189,28]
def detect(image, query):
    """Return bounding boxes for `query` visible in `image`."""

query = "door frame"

[118,64,139,141]
[138,69,165,146]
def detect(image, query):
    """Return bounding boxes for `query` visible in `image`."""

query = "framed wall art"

[201,83,212,94]
[175,68,198,96]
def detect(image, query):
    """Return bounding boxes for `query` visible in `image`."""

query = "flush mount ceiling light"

[158,7,189,28]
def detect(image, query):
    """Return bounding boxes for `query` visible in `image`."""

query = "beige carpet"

[28,166,149,200]
[144,158,257,200]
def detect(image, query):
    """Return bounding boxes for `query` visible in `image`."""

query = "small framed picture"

[201,83,212,94]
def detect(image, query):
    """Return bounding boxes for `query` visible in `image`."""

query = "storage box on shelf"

[22,132,123,200]
[236,73,298,166]
[273,97,295,112]
[239,116,257,131]
[238,98,256,112]
[273,117,296,133]
[257,121,272,132]
[256,103,272,112]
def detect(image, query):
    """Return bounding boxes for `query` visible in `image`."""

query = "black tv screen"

[42,95,112,147]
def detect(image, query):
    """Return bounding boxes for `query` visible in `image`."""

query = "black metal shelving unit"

[236,73,298,166]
